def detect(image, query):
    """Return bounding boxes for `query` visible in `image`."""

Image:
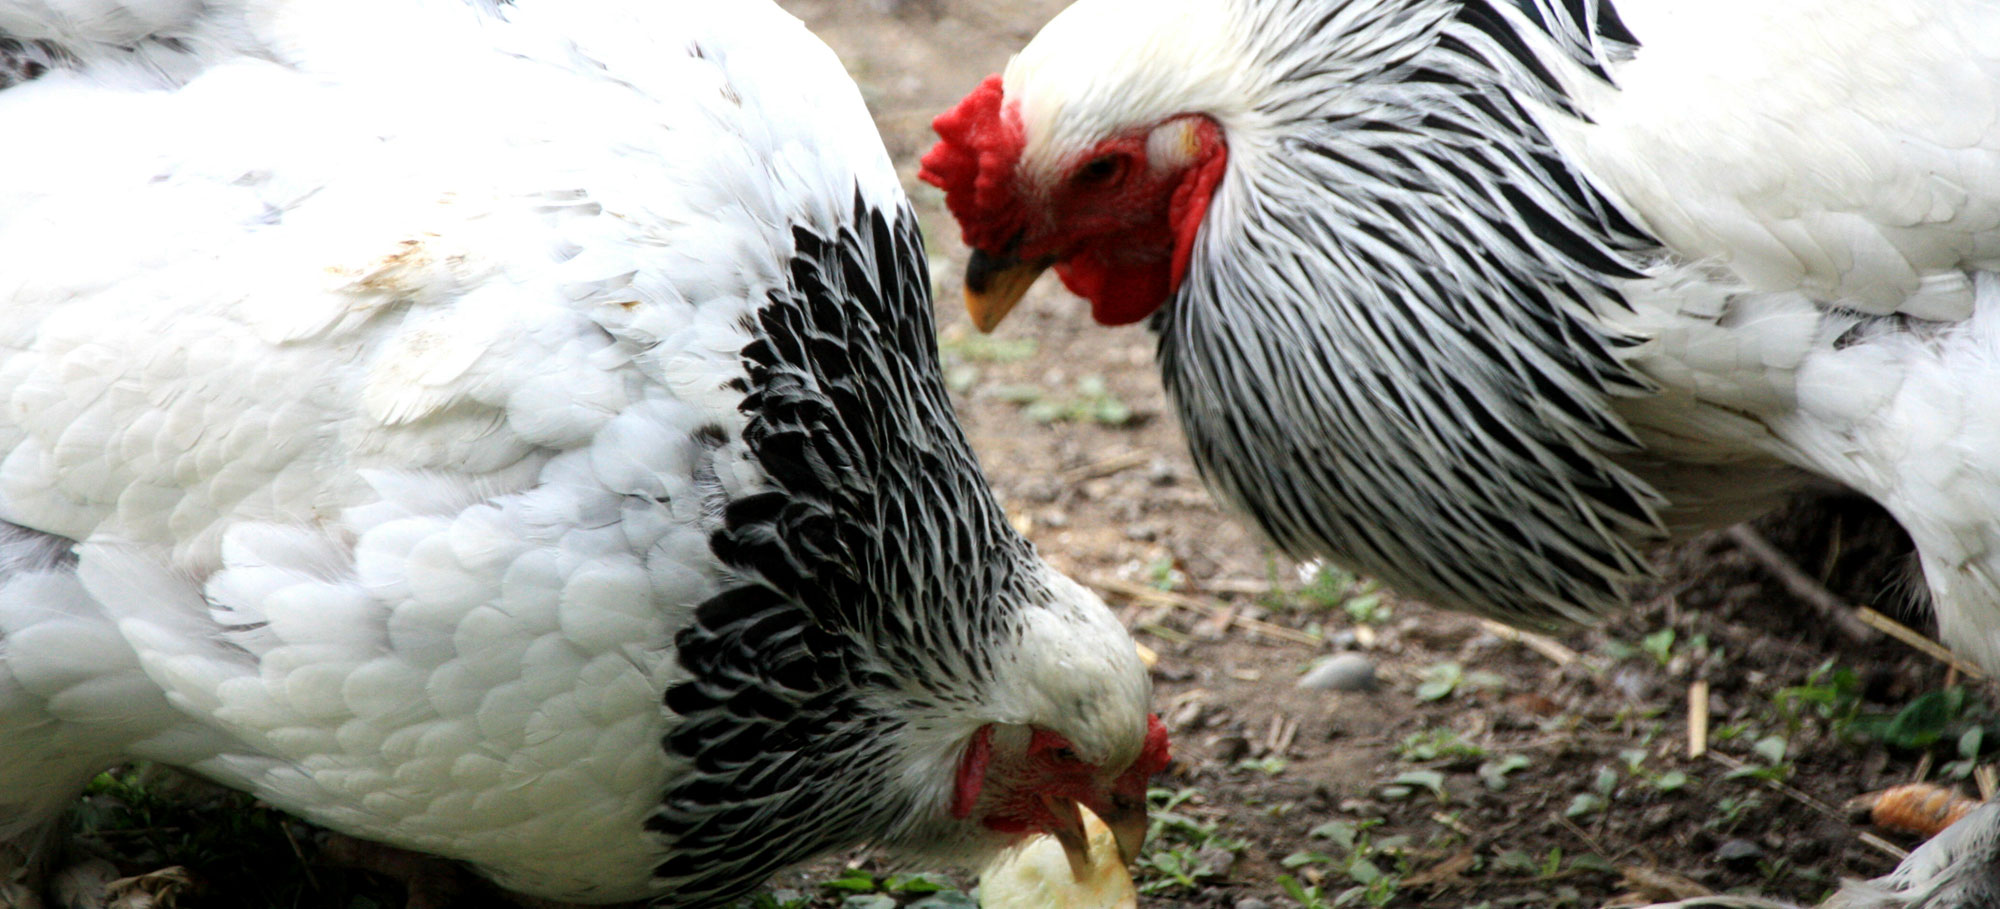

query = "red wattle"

[952,724,993,819]
[1168,123,1228,290]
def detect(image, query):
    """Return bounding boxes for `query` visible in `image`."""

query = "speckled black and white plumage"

[947,0,2000,669]
[0,0,1154,904]
[1155,0,1665,629]
[652,201,1099,907]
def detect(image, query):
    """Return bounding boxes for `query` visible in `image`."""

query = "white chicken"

[920,0,2000,672]
[0,0,1166,905]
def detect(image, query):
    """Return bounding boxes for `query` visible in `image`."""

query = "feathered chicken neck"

[1008,0,1679,627]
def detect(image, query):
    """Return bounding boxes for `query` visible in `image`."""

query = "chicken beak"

[1101,798,1148,867]
[1039,794,1095,882]
[964,248,1050,333]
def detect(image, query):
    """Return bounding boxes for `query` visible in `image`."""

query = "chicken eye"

[1049,746,1079,764]
[1072,155,1126,187]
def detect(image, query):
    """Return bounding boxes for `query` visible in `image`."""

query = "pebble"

[1195,846,1238,876]
[1234,899,1272,909]
[1297,653,1378,691]
[1715,838,1764,868]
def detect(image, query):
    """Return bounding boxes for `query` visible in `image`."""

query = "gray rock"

[1234,898,1273,909]
[1297,652,1378,691]
[1715,838,1764,868]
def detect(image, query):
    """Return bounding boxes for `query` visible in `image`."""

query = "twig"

[1854,607,1989,680]
[280,821,324,893]
[1474,617,1580,667]
[1555,813,1619,864]
[1061,450,1152,483]
[1094,577,1323,646]
[1703,751,1842,820]
[1856,831,1911,862]
[1978,765,1997,802]
[1726,525,1878,644]
[1687,679,1710,760]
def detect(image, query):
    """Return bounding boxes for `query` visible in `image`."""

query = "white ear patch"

[1146,119,1200,172]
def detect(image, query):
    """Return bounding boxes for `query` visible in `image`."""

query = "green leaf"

[1751,735,1788,765]
[1880,691,1960,749]
[1309,820,1360,849]
[823,869,878,892]
[1416,662,1463,701]
[1641,628,1676,665]
[1478,754,1531,791]
[1283,850,1334,868]
[1565,793,1605,818]
[1393,770,1448,801]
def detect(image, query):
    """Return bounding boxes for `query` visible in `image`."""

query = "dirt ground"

[765,2,2000,907]
[50,4,2000,909]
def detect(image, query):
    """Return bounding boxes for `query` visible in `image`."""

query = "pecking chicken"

[921,0,2000,670]
[0,0,1167,906]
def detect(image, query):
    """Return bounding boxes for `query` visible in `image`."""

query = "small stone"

[1195,846,1237,877]
[1234,898,1273,909]
[1297,653,1378,691]
[1714,838,1763,868]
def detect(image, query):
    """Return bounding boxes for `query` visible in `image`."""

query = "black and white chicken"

[0,0,1166,905]
[921,0,2000,671]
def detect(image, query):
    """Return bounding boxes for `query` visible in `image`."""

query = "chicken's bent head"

[920,0,1239,332]
[916,573,1171,875]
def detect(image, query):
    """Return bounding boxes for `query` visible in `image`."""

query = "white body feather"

[0,0,906,899]
[1560,0,2000,669]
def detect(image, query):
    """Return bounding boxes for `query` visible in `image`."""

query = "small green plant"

[1396,727,1488,764]
[1564,765,1620,818]
[822,868,952,895]
[1414,661,1505,701]
[1135,788,1245,894]
[1723,735,1794,783]
[1708,794,1764,832]
[1301,820,1408,907]
[1234,755,1290,776]
[1618,748,1689,792]
[1380,769,1448,803]
[1774,661,1863,737]
[1278,874,1335,909]
[1943,727,1987,780]
[1416,662,1463,701]
[1021,375,1134,425]
[937,330,1038,363]
[1477,754,1532,791]
[1640,628,1676,667]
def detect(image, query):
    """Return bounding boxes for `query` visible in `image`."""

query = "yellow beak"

[964,249,1052,333]
[1101,798,1148,867]
[1040,795,1149,881]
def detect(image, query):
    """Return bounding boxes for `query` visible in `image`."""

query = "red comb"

[1137,713,1171,776]
[920,74,1028,251]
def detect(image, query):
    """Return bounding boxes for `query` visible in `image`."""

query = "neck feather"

[1159,0,1671,627]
